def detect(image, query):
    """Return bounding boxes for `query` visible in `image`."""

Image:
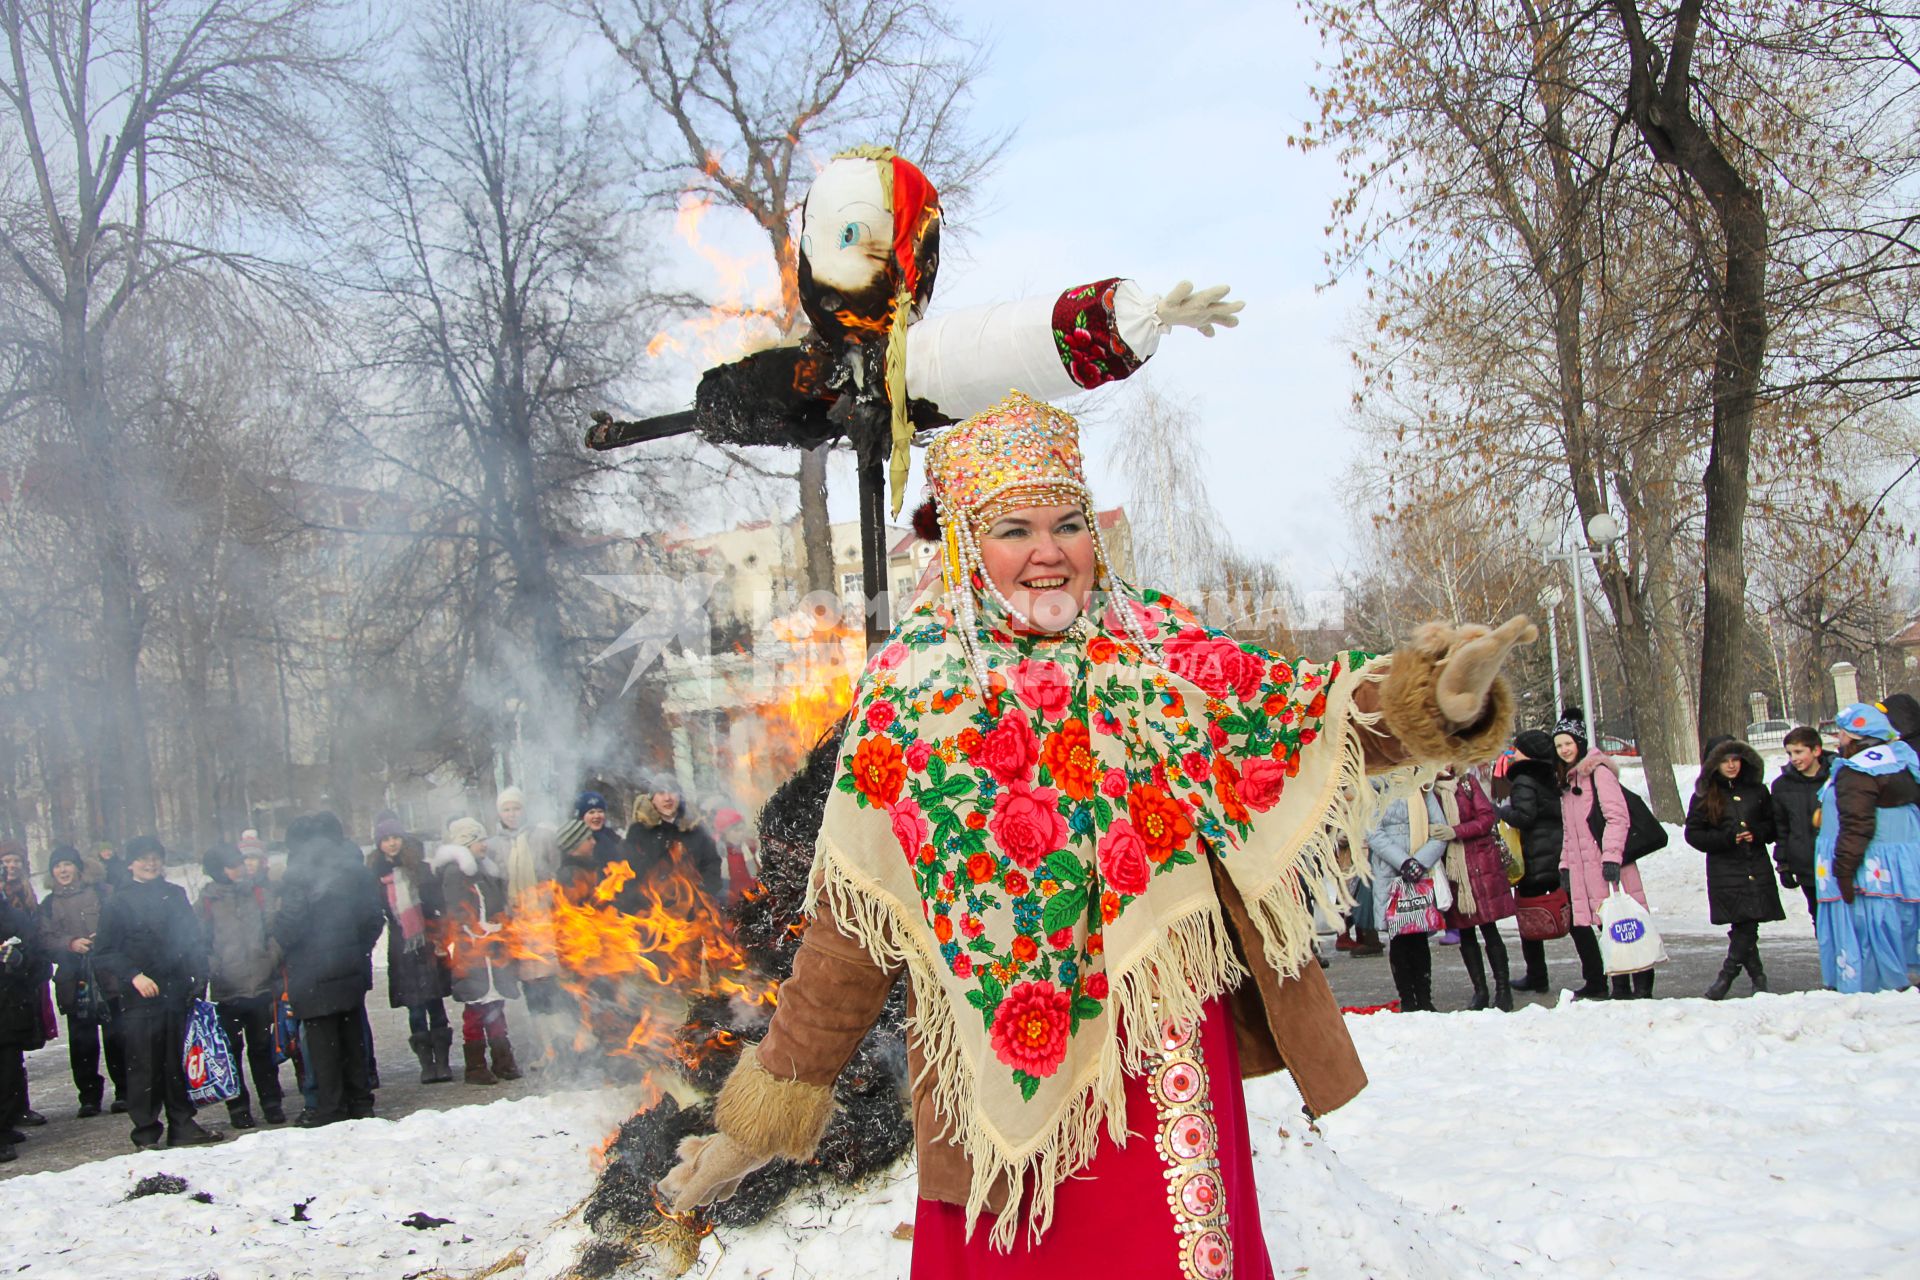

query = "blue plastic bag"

[183,998,241,1105]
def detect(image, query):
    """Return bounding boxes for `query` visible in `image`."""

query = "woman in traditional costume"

[1814,702,1920,993]
[662,392,1534,1276]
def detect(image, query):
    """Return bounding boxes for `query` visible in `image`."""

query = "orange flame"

[645,192,787,363]
[448,855,775,1083]
[722,612,863,809]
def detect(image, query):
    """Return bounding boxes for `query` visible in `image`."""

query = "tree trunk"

[1610,0,1769,751]
[799,444,833,595]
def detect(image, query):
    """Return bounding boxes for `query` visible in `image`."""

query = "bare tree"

[574,0,1008,591]
[330,0,681,800]
[0,0,352,838]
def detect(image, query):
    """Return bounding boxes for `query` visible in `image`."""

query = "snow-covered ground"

[0,749,1879,1278]
[4,991,1916,1279]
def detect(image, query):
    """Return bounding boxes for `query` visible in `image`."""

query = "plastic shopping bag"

[1384,878,1444,940]
[1598,888,1668,975]
[183,997,242,1105]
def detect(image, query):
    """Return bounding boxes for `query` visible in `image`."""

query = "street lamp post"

[1539,584,1564,709]
[1530,513,1621,731]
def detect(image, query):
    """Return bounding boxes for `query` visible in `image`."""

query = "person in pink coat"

[1554,712,1655,999]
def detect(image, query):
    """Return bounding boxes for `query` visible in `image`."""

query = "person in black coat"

[0,892,50,1162]
[1685,736,1783,999]
[624,773,722,908]
[92,836,222,1150]
[273,813,386,1127]
[575,790,627,884]
[368,820,453,1084]
[1769,726,1830,926]
[1496,729,1605,994]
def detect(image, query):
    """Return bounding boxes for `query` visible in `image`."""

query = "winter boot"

[426,1027,455,1084]
[227,1104,256,1130]
[1488,938,1515,1012]
[463,1040,498,1086]
[1609,974,1633,1000]
[1704,959,1741,1001]
[1353,928,1384,957]
[1741,934,1768,993]
[1460,940,1490,1011]
[488,1035,523,1082]
[1632,970,1655,1000]
[410,1032,436,1084]
[1516,938,1550,992]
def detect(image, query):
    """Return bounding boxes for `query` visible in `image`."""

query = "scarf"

[1432,775,1475,918]
[503,826,558,976]
[812,583,1389,1248]
[385,866,427,951]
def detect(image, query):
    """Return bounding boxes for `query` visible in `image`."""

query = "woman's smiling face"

[977,504,1097,632]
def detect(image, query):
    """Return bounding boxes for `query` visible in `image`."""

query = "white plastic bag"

[1430,866,1454,914]
[1598,888,1668,975]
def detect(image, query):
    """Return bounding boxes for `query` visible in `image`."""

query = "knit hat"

[237,830,266,858]
[47,846,83,873]
[1512,730,1556,763]
[643,771,684,799]
[575,790,607,818]
[125,835,166,862]
[373,818,408,844]
[712,807,746,833]
[497,786,525,813]
[556,818,592,855]
[1836,702,1899,743]
[1552,707,1588,754]
[202,844,244,879]
[447,817,487,848]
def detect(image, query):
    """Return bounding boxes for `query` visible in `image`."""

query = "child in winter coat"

[370,819,453,1084]
[432,818,522,1084]
[1685,737,1783,999]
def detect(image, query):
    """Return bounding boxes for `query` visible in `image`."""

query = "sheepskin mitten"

[1380,616,1536,765]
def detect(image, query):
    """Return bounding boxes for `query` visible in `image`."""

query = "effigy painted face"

[976,503,1097,633]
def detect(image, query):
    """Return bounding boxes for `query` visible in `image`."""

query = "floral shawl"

[810,584,1389,1247]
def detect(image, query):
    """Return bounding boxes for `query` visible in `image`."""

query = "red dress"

[911,997,1274,1280]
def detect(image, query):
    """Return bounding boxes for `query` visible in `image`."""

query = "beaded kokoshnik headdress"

[924,391,1153,685]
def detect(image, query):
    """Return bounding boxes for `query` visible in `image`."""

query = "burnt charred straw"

[581,720,912,1258]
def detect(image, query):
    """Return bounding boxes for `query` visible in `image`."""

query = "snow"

[0,1088,638,1279]
[1,751,1894,1278]
[8,992,1916,1279]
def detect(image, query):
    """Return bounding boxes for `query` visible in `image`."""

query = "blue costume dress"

[1814,738,1920,993]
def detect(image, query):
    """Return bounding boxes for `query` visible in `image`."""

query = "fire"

[446,854,775,1086]
[644,192,787,363]
[723,611,862,808]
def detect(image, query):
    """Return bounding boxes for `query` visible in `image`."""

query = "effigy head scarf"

[797,146,943,513]
[810,391,1390,1249]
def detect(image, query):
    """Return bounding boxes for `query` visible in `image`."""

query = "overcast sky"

[636,0,1371,590]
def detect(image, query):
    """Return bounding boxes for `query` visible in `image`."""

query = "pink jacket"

[1557,753,1648,928]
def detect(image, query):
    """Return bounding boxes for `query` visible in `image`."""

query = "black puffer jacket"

[1685,739,1784,926]
[0,898,50,1050]
[273,835,386,1019]
[1497,758,1565,895]
[1769,753,1831,884]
